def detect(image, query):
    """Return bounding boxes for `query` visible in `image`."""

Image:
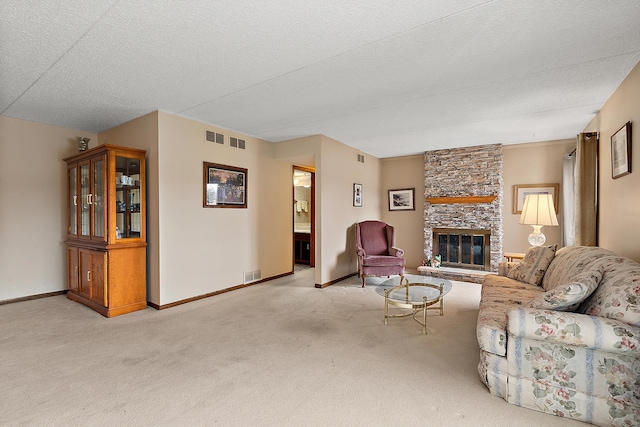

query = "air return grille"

[244,269,262,283]
[206,130,224,144]
[230,137,246,149]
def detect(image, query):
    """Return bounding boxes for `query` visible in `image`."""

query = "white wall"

[0,116,97,300]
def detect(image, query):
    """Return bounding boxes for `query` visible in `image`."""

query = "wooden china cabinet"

[64,144,147,317]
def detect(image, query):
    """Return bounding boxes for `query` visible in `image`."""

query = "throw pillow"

[507,245,557,286]
[525,266,604,311]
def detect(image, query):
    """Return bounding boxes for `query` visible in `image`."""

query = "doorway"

[293,167,315,269]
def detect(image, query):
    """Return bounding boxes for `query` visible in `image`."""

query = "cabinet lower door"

[79,249,107,307]
[68,247,79,292]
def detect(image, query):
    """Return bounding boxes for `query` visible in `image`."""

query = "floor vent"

[206,130,224,144]
[244,269,262,283]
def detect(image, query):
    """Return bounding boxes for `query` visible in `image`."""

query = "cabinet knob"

[87,270,91,282]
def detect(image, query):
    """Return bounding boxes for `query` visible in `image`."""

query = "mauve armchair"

[355,220,406,287]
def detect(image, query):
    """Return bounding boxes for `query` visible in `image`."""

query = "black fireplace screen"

[433,228,491,271]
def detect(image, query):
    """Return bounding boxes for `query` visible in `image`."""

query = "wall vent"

[244,269,262,284]
[230,137,246,149]
[357,154,365,163]
[206,130,224,144]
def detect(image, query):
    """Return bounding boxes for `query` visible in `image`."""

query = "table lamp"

[519,193,558,246]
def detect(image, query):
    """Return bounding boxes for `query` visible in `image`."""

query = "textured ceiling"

[2,1,639,158]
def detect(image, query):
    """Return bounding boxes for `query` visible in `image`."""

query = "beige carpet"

[1,268,583,426]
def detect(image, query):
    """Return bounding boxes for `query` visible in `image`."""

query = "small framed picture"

[203,162,247,208]
[611,121,632,179]
[513,183,559,214]
[388,188,415,211]
[353,183,362,207]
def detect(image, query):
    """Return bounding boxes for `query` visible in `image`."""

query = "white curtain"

[562,153,576,246]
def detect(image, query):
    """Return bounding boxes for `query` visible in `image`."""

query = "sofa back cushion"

[541,246,613,291]
[507,245,556,286]
[525,266,603,311]
[579,256,640,327]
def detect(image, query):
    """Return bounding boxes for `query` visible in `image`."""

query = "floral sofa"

[477,245,640,426]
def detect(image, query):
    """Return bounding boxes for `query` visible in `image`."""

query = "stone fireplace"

[424,144,504,272]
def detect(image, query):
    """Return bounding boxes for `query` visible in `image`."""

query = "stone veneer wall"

[424,144,504,272]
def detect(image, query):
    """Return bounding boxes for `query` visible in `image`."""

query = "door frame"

[293,166,315,268]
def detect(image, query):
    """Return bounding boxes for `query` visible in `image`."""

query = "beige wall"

[0,116,97,300]
[316,135,381,284]
[5,62,639,303]
[381,155,425,270]
[101,111,293,305]
[503,139,576,254]
[154,112,292,304]
[274,135,382,286]
[98,112,160,302]
[584,61,640,262]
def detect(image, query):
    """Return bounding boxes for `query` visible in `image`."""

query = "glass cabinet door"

[115,155,142,239]
[80,162,90,237]
[68,165,77,237]
[91,156,106,240]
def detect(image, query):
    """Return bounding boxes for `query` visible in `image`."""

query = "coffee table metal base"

[383,278,445,335]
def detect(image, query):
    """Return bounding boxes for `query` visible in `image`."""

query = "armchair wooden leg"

[362,275,366,287]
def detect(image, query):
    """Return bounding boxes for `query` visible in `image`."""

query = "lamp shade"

[519,194,559,226]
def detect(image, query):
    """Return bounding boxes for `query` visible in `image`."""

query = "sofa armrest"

[389,246,404,257]
[507,307,640,355]
[356,247,366,258]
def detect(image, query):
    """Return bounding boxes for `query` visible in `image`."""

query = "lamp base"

[528,225,546,247]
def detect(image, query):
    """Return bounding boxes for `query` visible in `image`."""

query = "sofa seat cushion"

[507,245,557,286]
[525,266,603,311]
[477,287,543,356]
[580,256,640,327]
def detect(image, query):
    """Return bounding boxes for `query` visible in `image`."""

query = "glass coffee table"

[375,274,452,334]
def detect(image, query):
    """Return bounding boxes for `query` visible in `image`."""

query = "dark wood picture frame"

[388,188,415,211]
[203,162,247,208]
[353,183,363,207]
[611,121,632,179]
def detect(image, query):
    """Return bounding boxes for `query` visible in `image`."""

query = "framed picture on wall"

[388,188,415,211]
[611,121,632,179]
[513,183,559,214]
[203,162,247,208]
[353,183,363,207]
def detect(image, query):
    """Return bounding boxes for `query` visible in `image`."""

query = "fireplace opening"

[433,228,491,271]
